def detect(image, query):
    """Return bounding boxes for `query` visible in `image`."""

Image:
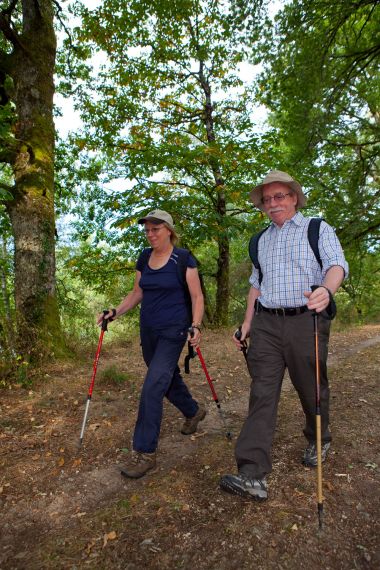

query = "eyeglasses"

[261,192,292,205]
[144,225,165,235]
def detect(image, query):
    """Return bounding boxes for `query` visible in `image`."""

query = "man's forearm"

[323,266,345,295]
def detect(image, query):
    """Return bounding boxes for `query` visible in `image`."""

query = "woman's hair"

[164,222,179,245]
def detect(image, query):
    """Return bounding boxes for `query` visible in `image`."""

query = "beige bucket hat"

[137,209,174,230]
[250,170,307,211]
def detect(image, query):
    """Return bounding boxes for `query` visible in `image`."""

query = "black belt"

[256,301,309,317]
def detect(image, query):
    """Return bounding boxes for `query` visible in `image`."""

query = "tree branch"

[0,0,22,49]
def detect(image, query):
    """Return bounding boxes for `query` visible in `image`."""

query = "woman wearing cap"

[98,209,205,478]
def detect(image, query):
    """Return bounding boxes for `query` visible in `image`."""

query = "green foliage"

[55,0,274,323]
[99,364,131,385]
[50,0,380,336]
[258,0,380,252]
[56,244,140,354]
[339,248,380,324]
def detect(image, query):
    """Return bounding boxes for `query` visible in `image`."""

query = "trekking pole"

[234,326,248,364]
[187,328,232,440]
[184,340,196,374]
[311,291,324,529]
[79,309,116,445]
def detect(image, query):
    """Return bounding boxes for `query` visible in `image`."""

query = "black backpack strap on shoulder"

[248,226,270,286]
[173,247,192,320]
[137,247,152,272]
[173,247,190,285]
[308,218,323,270]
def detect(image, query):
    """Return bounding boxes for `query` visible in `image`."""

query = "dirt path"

[1,324,379,569]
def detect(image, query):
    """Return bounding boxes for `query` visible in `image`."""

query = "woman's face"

[144,222,172,248]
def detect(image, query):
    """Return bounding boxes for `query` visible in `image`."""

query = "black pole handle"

[184,327,196,373]
[310,285,336,320]
[101,308,117,331]
[234,325,248,350]
[234,328,242,341]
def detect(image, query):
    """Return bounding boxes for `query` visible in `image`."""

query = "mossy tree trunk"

[0,0,64,359]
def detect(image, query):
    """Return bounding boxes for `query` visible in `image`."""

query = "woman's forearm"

[115,289,143,317]
[191,292,204,327]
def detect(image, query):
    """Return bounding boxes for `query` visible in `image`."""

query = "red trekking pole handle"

[79,309,116,445]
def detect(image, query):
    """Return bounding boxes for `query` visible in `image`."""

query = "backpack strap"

[248,226,270,286]
[173,247,190,285]
[136,247,152,272]
[307,218,323,270]
[138,246,191,284]
[173,247,193,319]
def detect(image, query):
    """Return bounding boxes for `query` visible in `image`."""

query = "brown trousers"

[235,309,331,479]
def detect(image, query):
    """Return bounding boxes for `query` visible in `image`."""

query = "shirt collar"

[270,210,305,230]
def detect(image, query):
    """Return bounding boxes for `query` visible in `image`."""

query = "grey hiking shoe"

[220,473,268,501]
[120,451,156,479]
[303,442,331,467]
[181,404,207,435]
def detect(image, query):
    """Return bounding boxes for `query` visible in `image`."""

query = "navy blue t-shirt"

[136,249,197,329]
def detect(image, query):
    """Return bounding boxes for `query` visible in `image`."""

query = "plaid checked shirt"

[249,212,349,308]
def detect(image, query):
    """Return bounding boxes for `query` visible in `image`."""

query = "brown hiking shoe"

[120,451,156,479]
[181,404,207,435]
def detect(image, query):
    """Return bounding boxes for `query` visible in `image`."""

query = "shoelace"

[130,453,142,465]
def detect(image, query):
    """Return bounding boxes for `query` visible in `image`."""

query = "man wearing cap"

[220,170,348,501]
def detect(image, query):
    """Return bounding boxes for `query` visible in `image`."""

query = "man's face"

[261,182,298,227]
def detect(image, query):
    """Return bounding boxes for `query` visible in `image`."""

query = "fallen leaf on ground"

[103,531,117,548]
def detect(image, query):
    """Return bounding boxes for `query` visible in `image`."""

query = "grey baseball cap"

[137,209,174,230]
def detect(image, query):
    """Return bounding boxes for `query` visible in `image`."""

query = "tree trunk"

[1,1,64,359]
[215,226,230,326]
[199,62,230,325]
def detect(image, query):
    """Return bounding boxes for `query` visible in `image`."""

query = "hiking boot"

[220,473,268,501]
[181,404,207,435]
[302,442,331,467]
[120,451,156,479]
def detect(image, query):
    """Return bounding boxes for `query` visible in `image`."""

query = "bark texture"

[0,0,63,358]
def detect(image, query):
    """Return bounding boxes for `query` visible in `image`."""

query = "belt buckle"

[279,307,285,317]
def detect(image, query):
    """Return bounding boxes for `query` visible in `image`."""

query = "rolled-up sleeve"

[319,222,349,278]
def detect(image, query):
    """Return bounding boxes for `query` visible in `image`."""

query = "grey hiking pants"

[235,308,331,479]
